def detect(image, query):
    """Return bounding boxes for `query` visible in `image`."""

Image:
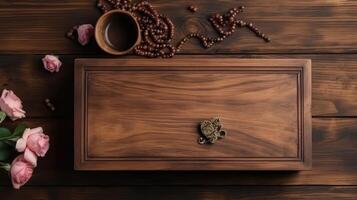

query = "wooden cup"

[95,9,141,55]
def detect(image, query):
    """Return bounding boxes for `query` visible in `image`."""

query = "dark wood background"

[0,0,356,199]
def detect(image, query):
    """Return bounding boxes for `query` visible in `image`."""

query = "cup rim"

[95,9,141,55]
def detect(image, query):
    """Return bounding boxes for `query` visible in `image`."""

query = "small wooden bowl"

[95,9,141,55]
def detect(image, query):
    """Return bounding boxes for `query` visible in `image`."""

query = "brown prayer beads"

[97,0,270,58]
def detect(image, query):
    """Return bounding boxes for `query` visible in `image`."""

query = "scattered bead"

[44,99,55,112]
[188,5,198,13]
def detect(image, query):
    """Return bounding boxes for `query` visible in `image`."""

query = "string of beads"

[97,0,270,58]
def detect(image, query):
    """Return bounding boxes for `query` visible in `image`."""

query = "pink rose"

[77,24,94,46]
[10,155,34,189]
[42,55,62,73]
[16,127,50,167]
[0,89,26,121]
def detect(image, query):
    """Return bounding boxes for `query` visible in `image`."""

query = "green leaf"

[13,124,27,137]
[0,112,6,124]
[0,161,10,173]
[0,125,27,141]
[0,128,11,140]
[0,141,10,161]
[0,151,11,161]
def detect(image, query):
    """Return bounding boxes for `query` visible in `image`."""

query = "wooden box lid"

[74,59,311,171]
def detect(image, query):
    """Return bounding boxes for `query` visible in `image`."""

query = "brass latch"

[198,117,227,145]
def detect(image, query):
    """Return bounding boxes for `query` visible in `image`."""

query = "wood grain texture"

[74,58,311,170]
[1,0,357,53]
[0,55,75,118]
[2,186,357,200]
[0,0,356,198]
[87,72,299,158]
[0,54,356,118]
[0,118,356,186]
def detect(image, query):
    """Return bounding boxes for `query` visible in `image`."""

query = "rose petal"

[24,148,37,167]
[21,128,32,140]
[15,138,27,152]
[29,127,43,135]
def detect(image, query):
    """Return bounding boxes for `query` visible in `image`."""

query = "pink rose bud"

[10,155,35,189]
[0,89,26,121]
[42,55,62,73]
[16,127,50,167]
[77,24,94,46]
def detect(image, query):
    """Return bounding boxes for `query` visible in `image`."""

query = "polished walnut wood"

[2,186,357,200]
[1,0,357,54]
[0,54,355,118]
[74,58,311,170]
[1,0,357,198]
[1,118,356,187]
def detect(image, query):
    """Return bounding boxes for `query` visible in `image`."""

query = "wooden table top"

[1,0,357,199]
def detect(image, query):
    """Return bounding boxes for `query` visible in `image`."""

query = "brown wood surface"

[3,186,357,200]
[87,69,299,159]
[75,59,311,170]
[2,118,357,186]
[0,0,356,199]
[0,54,356,118]
[1,0,357,54]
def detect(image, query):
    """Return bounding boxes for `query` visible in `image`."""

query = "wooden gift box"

[74,59,311,171]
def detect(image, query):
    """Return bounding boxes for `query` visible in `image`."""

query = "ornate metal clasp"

[198,117,227,145]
